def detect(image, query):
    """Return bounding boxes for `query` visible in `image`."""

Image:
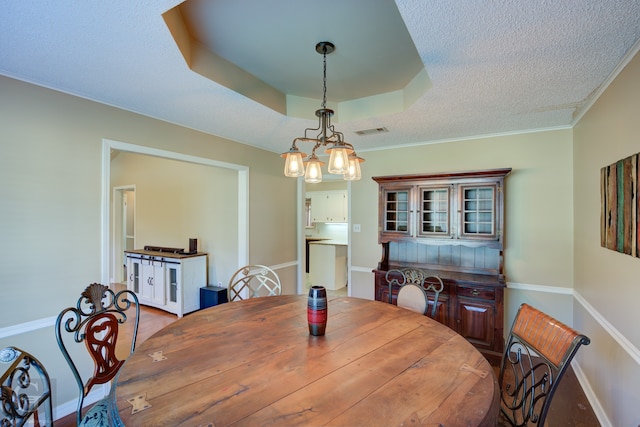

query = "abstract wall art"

[601,152,639,257]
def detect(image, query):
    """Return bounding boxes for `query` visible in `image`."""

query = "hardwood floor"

[492,364,600,426]
[54,301,600,426]
[545,366,600,426]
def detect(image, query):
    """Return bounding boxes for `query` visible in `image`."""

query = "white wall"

[111,151,239,286]
[348,129,575,317]
[573,47,640,426]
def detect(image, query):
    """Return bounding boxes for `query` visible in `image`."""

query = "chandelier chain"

[322,48,327,110]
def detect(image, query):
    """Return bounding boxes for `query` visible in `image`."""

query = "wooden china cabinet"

[372,168,511,363]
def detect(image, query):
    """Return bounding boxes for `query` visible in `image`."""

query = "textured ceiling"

[1,0,639,157]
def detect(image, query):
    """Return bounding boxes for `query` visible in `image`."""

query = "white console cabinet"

[125,250,207,317]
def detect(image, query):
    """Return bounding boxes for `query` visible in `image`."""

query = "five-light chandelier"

[281,41,364,183]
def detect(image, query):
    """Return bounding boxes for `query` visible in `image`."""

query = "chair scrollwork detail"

[0,347,52,427]
[55,283,140,426]
[385,268,444,317]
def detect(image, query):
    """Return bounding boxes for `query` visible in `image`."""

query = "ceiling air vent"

[354,127,389,136]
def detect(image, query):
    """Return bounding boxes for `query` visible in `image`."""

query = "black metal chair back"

[385,268,444,317]
[0,346,53,427]
[499,303,590,426]
[55,283,139,426]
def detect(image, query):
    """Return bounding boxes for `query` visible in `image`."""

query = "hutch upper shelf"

[373,168,511,249]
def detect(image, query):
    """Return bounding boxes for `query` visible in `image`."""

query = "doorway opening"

[302,179,351,297]
[101,139,249,289]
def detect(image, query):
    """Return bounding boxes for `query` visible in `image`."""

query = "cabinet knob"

[471,289,480,296]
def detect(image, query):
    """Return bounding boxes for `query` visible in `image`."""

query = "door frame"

[298,179,352,296]
[101,138,250,287]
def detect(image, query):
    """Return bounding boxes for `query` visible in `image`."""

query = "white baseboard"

[53,386,108,422]
[572,361,612,427]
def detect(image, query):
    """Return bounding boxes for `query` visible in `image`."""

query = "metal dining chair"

[498,303,591,426]
[0,346,53,427]
[55,283,140,426]
[386,268,444,317]
[228,265,282,301]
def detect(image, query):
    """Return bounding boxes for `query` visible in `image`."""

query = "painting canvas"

[600,152,639,257]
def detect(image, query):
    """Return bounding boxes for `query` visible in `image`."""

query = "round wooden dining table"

[113,295,499,426]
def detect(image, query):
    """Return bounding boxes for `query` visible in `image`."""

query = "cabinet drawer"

[456,286,495,300]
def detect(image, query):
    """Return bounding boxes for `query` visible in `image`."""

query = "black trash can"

[200,285,228,309]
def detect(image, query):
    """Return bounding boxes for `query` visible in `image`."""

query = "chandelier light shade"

[281,41,365,183]
[283,147,306,177]
[304,154,324,183]
[326,143,351,174]
[344,152,364,181]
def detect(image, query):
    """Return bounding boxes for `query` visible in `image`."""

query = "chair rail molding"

[573,290,640,366]
[269,261,297,271]
[506,281,573,294]
[0,316,56,339]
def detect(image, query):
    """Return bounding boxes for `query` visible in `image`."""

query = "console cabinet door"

[141,260,165,305]
[127,257,142,294]
[166,263,180,306]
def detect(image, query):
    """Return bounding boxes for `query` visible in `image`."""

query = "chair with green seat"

[55,283,140,426]
[0,346,53,427]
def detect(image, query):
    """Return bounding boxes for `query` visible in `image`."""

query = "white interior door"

[113,186,135,284]
[123,190,135,251]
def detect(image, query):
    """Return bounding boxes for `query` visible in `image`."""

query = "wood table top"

[114,295,499,426]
